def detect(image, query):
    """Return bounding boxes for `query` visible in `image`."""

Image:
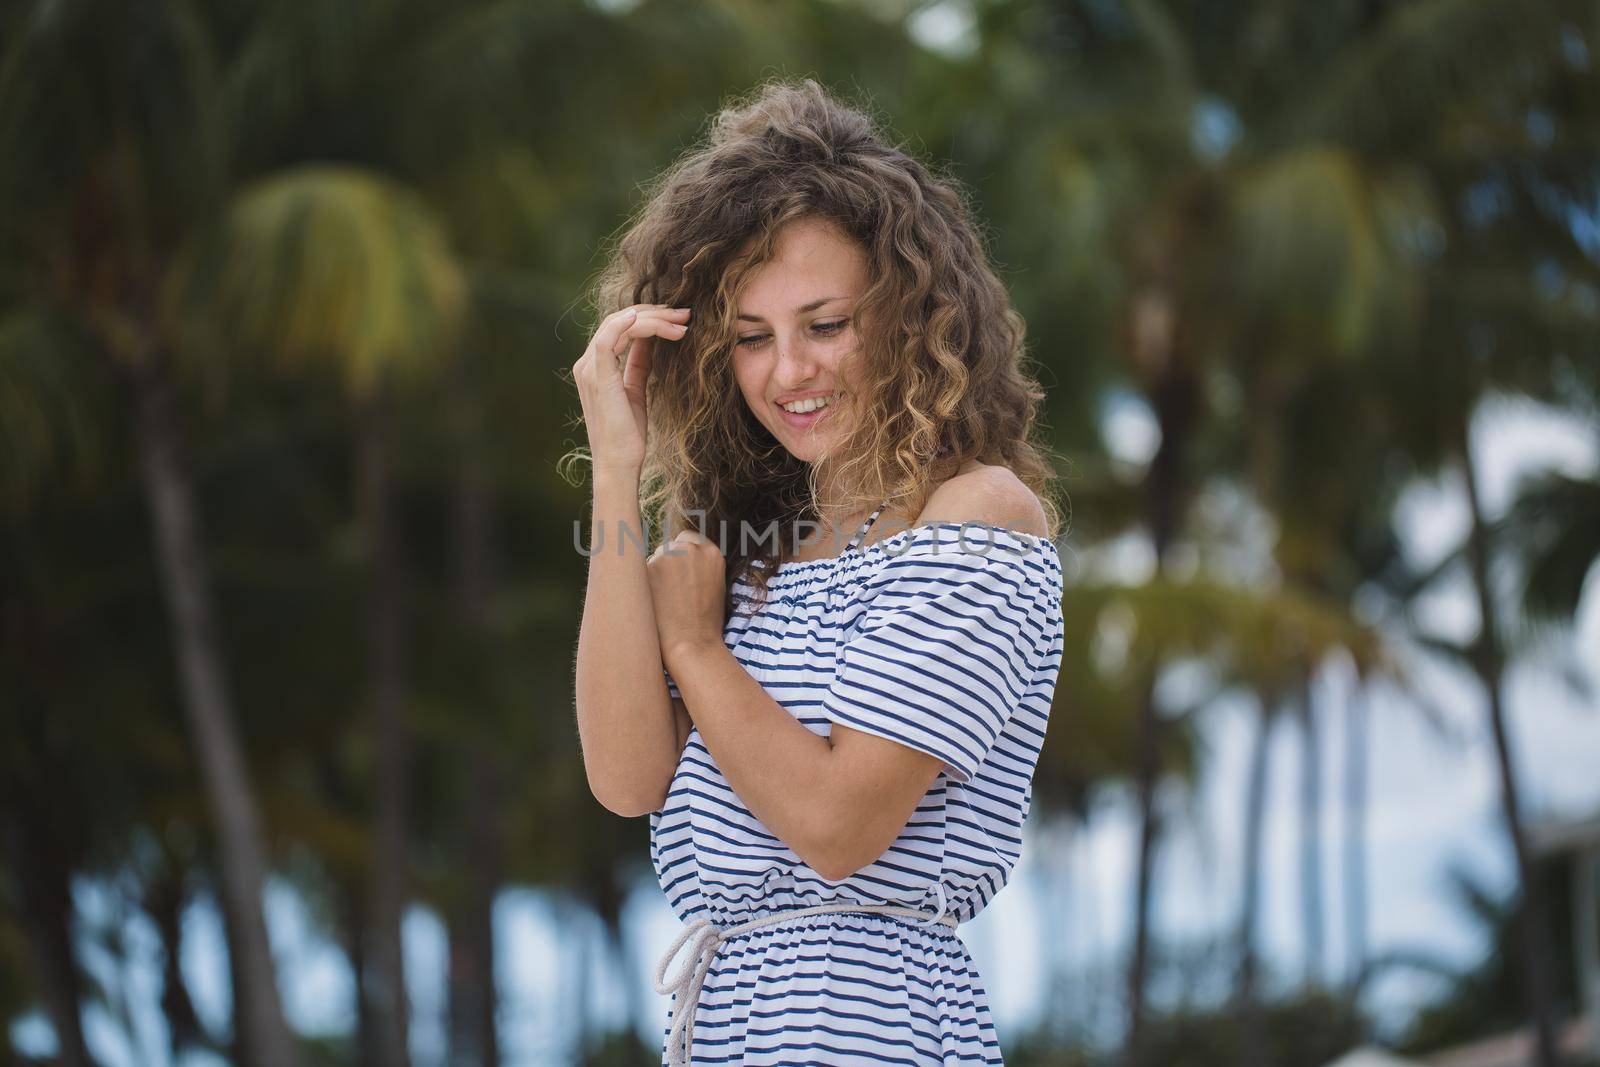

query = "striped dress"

[651,500,1066,1066]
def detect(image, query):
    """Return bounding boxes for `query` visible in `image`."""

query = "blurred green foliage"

[1,0,1597,1064]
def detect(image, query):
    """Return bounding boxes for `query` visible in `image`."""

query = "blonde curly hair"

[573,77,1064,612]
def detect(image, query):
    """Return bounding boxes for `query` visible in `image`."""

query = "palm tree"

[1249,371,1424,1017]
[1498,462,1600,648]
[0,291,304,1063]
[188,163,468,1066]
[1387,57,1600,1059]
[1219,581,1398,1058]
[0,5,299,1061]
[1397,857,1584,1058]
[196,4,713,1056]
[975,3,1593,1058]
[446,352,504,1067]
[1424,426,1567,1067]
[0,776,92,1067]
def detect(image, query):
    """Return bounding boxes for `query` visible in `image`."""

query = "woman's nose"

[774,334,823,377]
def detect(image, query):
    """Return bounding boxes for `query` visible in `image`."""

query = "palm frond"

[1494,466,1600,623]
[1280,0,1581,153]
[1228,146,1419,359]
[174,164,468,397]
[0,308,107,513]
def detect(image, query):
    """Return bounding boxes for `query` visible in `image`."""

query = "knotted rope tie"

[653,885,955,1067]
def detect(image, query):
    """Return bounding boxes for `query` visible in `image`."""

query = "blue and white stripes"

[650,522,1064,1065]
[823,536,1057,784]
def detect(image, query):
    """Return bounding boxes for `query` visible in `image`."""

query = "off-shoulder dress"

[652,499,1066,1066]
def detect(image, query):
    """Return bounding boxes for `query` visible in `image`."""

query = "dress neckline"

[744,520,1059,587]
[780,496,893,566]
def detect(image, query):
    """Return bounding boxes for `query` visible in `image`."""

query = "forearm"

[669,638,848,878]
[575,468,676,815]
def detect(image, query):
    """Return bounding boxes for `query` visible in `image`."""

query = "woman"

[571,78,1066,1066]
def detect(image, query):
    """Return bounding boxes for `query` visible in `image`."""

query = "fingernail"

[622,308,637,319]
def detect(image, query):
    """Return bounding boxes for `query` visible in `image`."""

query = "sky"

[10,395,1599,1065]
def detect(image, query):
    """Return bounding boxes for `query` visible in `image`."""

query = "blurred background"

[2,0,1598,1065]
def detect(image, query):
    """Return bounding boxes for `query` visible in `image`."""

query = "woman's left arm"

[665,632,943,881]
[648,468,1050,879]
[646,531,940,880]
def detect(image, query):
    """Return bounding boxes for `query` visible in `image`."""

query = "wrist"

[592,462,642,487]
[663,632,724,674]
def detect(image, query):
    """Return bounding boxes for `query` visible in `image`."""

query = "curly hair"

[573,77,1064,613]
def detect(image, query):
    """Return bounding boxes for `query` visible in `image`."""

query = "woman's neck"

[803,448,967,551]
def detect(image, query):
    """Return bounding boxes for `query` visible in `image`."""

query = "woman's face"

[731,217,869,465]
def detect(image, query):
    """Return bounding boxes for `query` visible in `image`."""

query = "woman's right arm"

[575,467,685,817]
[570,303,694,817]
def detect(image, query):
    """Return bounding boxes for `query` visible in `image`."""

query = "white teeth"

[779,393,837,414]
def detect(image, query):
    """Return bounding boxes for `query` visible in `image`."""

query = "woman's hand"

[646,530,727,668]
[571,303,692,474]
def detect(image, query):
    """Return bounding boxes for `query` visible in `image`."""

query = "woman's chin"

[780,427,846,466]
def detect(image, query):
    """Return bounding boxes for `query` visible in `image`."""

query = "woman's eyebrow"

[737,296,847,322]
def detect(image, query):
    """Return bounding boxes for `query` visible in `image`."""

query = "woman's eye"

[736,321,847,347]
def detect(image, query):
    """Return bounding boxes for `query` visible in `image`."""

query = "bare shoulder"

[916,462,1049,537]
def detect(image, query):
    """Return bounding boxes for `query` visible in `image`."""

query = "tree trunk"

[446,754,503,1067]
[588,862,634,1054]
[572,898,593,1062]
[357,384,412,1067]
[446,357,502,1067]
[0,806,91,1067]
[131,351,297,1067]
[1343,683,1369,998]
[341,874,380,1067]
[146,862,211,1059]
[1236,698,1275,1067]
[605,904,644,1057]
[1123,266,1198,1065]
[1041,820,1077,1027]
[1125,675,1161,1067]
[313,751,379,1067]
[1298,668,1325,988]
[1458,432,1562,1067]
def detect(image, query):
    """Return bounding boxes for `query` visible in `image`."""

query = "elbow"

[805,789,910,882]
[585,767,670,820]
[802,802,873,883]
[814,858,858,883]
[813,842,873,883]
[608,797,664,819]
[591,782,666,819]
[575,694,676,819]
[807,840,852,882]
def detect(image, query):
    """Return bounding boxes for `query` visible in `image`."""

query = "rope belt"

[652,883,955,1067]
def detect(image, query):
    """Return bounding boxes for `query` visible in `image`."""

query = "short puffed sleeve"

[820,531,1061,784]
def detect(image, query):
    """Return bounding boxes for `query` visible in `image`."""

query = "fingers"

[587,305,692,385]
[609,307,690,359]
[623,309,691,393]
[593,305,685,357]
[648,528,710,562]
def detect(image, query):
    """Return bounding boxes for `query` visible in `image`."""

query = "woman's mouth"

[775,393,841,431]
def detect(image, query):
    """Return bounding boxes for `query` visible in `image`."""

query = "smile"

[775,393,840,429]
